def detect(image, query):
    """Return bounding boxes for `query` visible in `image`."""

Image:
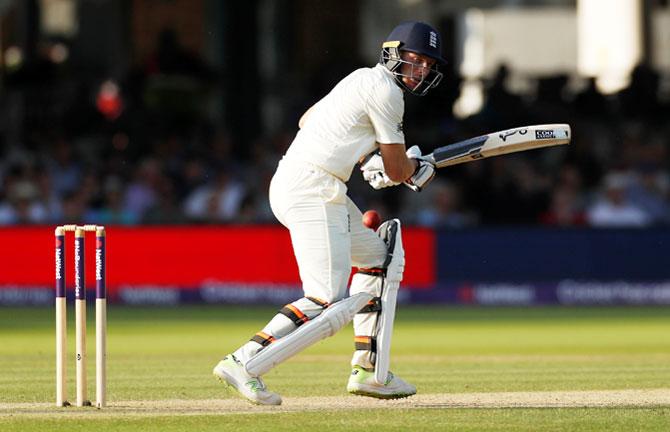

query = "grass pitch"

[0,305,669,431]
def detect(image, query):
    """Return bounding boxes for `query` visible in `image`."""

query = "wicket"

[55,225,107,408]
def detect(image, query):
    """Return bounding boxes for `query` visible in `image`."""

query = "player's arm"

[298,105,316,129]
[361,143,436,191]
[362,83,435,190]
[378,143,417,182]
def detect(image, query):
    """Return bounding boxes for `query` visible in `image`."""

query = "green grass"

[3,408,670,432]
[1,306,669,431]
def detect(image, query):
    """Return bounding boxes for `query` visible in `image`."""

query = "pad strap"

[250,331,275,347]
[245,292,373,376]
[354,335,377,352]
[357,267,385,277]
[279,304,310,327]
[357,297,382,313]
[306,296,330,308]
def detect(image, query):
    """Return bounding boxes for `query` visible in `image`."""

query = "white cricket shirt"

[285,64,405,182]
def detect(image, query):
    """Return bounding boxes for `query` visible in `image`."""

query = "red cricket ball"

[362,210,381,231]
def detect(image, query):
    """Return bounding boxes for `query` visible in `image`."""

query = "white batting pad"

[374,280,400,384]
[350,272,384,368]
[245,292,373,377]
[374,220,404,384]
[380,220,405,283]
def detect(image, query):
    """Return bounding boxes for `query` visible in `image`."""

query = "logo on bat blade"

[535,130,555,139]
[499,128,527,142]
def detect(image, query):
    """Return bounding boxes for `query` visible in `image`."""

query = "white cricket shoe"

[347,365,416,399]
[213,355,282,406]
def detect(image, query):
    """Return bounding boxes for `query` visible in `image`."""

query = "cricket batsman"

[214,21,444,405]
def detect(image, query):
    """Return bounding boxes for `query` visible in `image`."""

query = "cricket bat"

[425,124,571,168]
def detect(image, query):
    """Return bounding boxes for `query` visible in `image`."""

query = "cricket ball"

[362,210,381,231]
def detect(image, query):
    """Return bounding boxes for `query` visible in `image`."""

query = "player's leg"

[242,170,363,376]
[214,163,357,404]
[213,292,332,405]
[348,199,416,398]
[236,186,351,367]
[213,295,332,406]
[348,202,387,269]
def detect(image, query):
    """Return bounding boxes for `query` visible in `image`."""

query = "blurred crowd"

[395,63,670,229]
[1,33,669,229]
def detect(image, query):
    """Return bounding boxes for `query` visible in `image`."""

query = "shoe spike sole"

[348,389,415,400]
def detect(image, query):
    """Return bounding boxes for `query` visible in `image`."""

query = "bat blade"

[426,124,571,168]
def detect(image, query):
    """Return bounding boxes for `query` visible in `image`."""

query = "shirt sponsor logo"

[535,130,555,139]
[396,122,404,133]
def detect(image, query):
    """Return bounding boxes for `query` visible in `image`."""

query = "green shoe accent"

[213,355,282,405]
[349,365,373,383]
[245,379,264,393]
[347,365,416,400]
[349,365,392,385]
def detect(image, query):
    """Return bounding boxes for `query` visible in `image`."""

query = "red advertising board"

[0,226,435,298]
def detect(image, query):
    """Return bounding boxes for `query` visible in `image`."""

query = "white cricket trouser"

[231,157,388,369]
[269,158,387,303]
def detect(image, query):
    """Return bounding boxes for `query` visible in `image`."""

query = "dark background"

[0,0,669,229]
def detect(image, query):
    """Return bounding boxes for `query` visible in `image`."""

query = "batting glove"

[360,153,400,190]
[404,145,436,192]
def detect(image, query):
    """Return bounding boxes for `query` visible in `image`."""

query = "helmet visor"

[382,48,443,96]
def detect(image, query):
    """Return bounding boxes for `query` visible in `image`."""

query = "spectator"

[478,64,526,130]
[183,170,246,222]
[59,191,89,224]
[540,185,586,226]
[627,164,670,226]
[123,158,163,220]
[414,179,476,228]
[45,137,83,198]
[586,173,651,228]
[87,177,138,225]
[572,77,610,120]
[616,64,663,122]
[142,176,188,224]
[34,168,63,222]
[0,180,48,224]
[0,25,668,228]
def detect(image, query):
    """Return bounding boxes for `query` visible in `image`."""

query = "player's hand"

[404,145,436,192]
[366,170,399,189]
[360,153,400,189]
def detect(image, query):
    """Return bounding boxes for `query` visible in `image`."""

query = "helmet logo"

[380,22,444,96]
[429,31,438,48]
